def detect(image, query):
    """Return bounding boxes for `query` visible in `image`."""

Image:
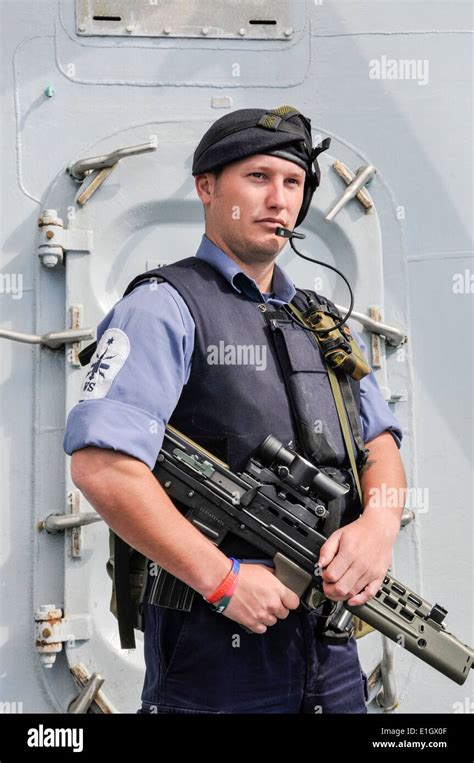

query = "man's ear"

[195,173,214,208]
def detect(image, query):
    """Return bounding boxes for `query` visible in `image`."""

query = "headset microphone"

[275,226,306,240]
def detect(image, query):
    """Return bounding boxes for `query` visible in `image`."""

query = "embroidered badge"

[80,328,130,400]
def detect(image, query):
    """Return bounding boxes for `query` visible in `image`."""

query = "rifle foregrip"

[346,575,473,685]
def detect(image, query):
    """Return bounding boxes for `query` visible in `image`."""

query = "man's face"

[196,154,306,265]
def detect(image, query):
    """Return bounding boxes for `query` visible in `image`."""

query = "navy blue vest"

[124,258,364,556]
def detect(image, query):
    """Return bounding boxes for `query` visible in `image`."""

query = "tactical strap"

[326,365,364,504]
[113,533,138,650]
[295,289,368,471]
[338,373,368,471]
[287,303,364,505]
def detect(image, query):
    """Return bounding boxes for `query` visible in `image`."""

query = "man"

[64,106,406,714]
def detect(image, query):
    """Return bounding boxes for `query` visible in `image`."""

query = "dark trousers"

[137,597,369,714]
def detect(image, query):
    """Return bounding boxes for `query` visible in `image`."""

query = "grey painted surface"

[0,0,472,713]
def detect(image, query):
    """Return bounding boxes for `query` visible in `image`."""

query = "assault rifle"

[153,426,473,685]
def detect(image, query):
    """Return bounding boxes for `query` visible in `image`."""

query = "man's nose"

[266,180,286,209]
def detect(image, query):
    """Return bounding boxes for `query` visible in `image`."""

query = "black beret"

[192,106,330,226]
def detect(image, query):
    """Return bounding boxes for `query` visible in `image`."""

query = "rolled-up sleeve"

[63,281,195,468]
[351,328,403,448]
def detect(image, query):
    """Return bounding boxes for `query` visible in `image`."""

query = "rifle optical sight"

[258,436,349,502]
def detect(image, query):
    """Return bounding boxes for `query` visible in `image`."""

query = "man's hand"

[223,564,300,634]
[318,513,397,606]
[318,430,406,607]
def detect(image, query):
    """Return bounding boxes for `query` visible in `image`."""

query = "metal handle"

[68,672,105,714]
[325,164,377,222]
[40,512,102,533]
[335,306,407,347]
[68,141,157,181]
[0,327,94,349]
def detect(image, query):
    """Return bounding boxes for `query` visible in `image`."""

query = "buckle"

[257,114,282,131]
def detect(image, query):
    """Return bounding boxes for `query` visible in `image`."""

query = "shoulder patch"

[80,328,130,401]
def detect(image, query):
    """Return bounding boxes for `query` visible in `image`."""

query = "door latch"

[68,141,157,206]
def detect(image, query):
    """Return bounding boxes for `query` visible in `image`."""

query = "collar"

[195,234,296,306]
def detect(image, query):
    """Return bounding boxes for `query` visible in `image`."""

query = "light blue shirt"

[64,234,402,469]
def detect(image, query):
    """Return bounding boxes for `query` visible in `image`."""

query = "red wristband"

[204,558,240,604]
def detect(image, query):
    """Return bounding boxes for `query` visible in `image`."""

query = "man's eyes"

[248,172,301,185]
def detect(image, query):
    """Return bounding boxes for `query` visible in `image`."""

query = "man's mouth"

[255,218,286,228]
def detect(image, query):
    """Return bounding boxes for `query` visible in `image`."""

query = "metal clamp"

[325,163,377,222]
[37,209,92,268]
[35,605,92,669]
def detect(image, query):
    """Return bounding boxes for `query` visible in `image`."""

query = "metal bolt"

[201,27,209,35]
[126,24,134,33]
[38,209,63,227]
[78,24,86,32]
[42,255,59,268]
[238,27,246,36]
[40,655,56,669]
[46,230,55,239]
[188,491,194,497]
[164,480,171,488]
[163,27,171,35]
[44,85,55,98]
[284,27,293,37]
[42,628,51,638]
